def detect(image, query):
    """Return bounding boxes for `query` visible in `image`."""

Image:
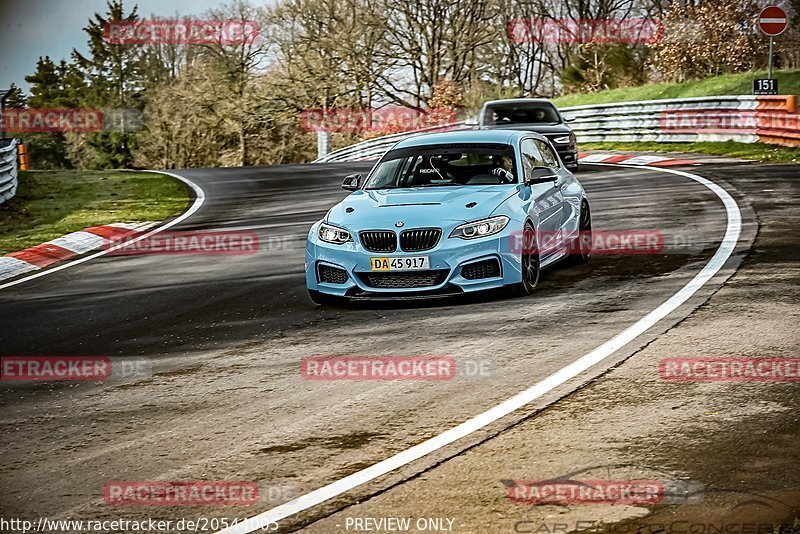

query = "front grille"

[356,269,449,289]
[317,264,348,284]
[360,231,397,252]
[400,228,441,252]
[461,259,501,280]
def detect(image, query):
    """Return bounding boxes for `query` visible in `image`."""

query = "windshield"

[363,143,518,189]
[483,104,561,125]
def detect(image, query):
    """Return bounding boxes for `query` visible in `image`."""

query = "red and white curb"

[0,222,156,282]
[578,153,700,166]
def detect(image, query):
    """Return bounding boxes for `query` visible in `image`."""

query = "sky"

[0,0,262,92]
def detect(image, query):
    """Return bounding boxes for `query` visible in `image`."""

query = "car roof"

[392,129,544,149]
[481,98,556,107]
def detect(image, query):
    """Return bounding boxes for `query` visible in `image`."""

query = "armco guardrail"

[0,139,20,204]
[315,121,470,163]
[314,95,800,163]
[565,95,799,145]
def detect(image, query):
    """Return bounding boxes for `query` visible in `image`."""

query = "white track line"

[218,164,742,534]
[0,171,205,291]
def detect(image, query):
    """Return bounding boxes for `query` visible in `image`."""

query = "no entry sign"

[759,6,788,36]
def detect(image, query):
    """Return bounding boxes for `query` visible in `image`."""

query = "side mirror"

[525,166,558,186]
[464,117,478,126]
[342,173,361,191]
[562,113,576,123]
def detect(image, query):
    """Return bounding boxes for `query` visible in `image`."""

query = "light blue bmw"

[306,130,591,304]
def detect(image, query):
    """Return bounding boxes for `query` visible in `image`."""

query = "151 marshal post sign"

[755,5,789,94]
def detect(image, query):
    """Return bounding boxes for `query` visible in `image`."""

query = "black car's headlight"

[553,134,572,145]
[319,223,352,244]
[450,216,509,240]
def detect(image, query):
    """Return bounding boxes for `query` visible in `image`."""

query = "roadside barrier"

[314,95,800,163]
[0,138,19,204]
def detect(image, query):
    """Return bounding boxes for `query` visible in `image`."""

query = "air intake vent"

[318,264,348,284]
[461,259,501,280]
[356,269,448,289]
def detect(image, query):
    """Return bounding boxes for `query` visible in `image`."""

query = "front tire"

[514,222,540,296]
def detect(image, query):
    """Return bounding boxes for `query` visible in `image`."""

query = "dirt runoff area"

[302,165,800,534]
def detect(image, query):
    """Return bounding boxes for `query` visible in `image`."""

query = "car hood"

[327,186,518,230]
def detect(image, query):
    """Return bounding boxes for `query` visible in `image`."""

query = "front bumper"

[306,225,524,298]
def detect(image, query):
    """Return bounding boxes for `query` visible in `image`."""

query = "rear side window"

[519,139,545,178]
[535,140,560,169]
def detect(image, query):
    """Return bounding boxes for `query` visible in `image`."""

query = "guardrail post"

[768,36,774,79]
[18,143,29,171]
[317,131,329,159]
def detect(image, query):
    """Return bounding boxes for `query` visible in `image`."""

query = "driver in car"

[490,155,515,183]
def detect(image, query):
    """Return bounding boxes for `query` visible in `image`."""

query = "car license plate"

[370,256,430,271]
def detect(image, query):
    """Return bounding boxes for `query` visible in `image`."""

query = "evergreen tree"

[21,57,86,168]
[71,0,143,168]
[25,57,84,108]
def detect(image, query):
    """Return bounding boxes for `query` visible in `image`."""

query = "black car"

[477,98,578,170]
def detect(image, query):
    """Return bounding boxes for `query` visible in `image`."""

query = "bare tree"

[648,0,767,81]
[194,1,273,165]
[377,0,497,108]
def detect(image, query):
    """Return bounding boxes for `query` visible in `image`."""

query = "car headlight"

[319,223,352,244]
[553,135,571,144]
[450,216,509,240]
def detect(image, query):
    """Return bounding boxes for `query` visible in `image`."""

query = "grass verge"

[554,69,800,108]
[581,140,800,164]
[0,170,190,255]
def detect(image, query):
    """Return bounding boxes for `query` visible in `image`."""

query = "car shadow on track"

[319,260,582,310]
[318,246,711,311]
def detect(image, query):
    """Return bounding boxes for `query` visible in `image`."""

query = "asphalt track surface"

[0,160,768,531]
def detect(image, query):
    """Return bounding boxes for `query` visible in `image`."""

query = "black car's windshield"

[484,104,561,125]
[364,143,518,189]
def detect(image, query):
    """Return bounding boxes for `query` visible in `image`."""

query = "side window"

[520,139,545,178]
[535,140,561,169]
[368,158,403,188]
